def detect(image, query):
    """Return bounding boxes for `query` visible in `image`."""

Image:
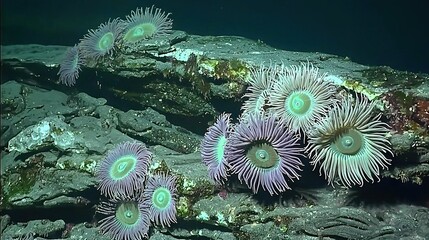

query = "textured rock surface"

[1,32,429,239]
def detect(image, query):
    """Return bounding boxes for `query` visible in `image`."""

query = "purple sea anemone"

[57,44,84,86]
[122,5,173,43]
[97,141,152,198]
[306,95,393,188]
[269,62,337,135]
[201,113,232,184]
[98,197,150,240]
[80,18,124,60]
[143,173,177,228]
[228,113,304,195]
[241,63,278,116]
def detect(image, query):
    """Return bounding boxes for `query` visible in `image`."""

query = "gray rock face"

[1,30,428,239]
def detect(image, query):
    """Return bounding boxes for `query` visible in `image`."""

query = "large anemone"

[123,5,173,43]
[241,63,278,116]
[98,197,150,240]
[269,62,337,135]
[143,173,177,228]
[228,113,304,195]
[306,95,393,188]
[97,141,152,198]
[57,44,84,86]
[200,113,232,184]
[80,18,124,60]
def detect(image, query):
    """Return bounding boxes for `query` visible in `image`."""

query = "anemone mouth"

[123,23,156,42]
[98,32,115,51]
[110,155,137,180]
[116,202,140,226]
[246,141,279,169]
[287,91,311,115]
[332,128,363,155]
[152,187,171,210]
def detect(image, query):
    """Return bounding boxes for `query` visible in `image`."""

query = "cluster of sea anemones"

[57,5,173,86]
[96,141,177,240]
[201,62,394,194]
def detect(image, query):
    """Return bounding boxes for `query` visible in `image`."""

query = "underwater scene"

[1,1,429,240]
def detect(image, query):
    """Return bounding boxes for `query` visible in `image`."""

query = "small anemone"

[200,113,232,184]
[57,44,84,86]
[123,5,173,43]
[228,113,304,195]
[143,173,177,228]
[97,141,152,198]
[241,63,278,116]
[98,197,150,240]
[80,18,125,60]
[269,62,337,135]
[306,94,393,188]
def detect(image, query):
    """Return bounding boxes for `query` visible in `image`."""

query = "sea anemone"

[200,113,232,184]
[98,197,150,240]
[122,5,173,43]
[80,18,124,60]
[97,141,152,198]
[228,113,304,195]
[57,44,84,86]
[143,173,177,228]
[241,63,278,116]
[269,62,337,135]
[306,95,393,188]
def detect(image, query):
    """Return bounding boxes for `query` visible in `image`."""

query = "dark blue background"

[2,0,428,73]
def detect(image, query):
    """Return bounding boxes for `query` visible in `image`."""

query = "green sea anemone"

[123,5,173,43]
[57,44,84,86]
[269,62,337,135]
[143,173,177,228]
[98,197,150,240]
[97,141,152,199]
[201,113,232,184]
[306,95,393,187]
[80,18,125,60]
[241,63,278,116]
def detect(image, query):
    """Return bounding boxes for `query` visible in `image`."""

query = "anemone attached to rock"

[201,113,232,184]
[97,141,152,198]
[122,5,173,43]
[80,18,124,60]
[143,173,177,228]
[228,113,304,195]
[269,62,337,135]
[98,197,150,240]
[241,63,278,116]
[306,95,393,188]
[57,44,84,86]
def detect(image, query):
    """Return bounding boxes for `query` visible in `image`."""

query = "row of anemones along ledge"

[201,61,394,195]
[57,5,173,87]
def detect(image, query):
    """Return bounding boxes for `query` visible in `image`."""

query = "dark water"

[2,0,429,73]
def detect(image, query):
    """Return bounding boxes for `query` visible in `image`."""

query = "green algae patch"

[1,164,40,210]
